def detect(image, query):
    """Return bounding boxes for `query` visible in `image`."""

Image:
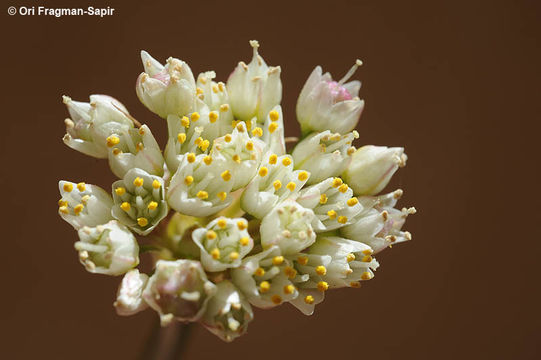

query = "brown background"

[1,0,540,359]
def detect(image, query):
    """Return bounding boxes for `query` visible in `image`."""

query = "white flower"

[227,40,282,122]
[75,220,139,276]
[289,289,325,316]
[295,177,363,231]
[62,95,134,158]
[142,259,217,325]
[58,180,114,230]
[201,280,253,342]
[260,199,316,255]
[114,269,149,316]
[342,145,407,196]
[136,51,196,118]
[111,168,168,235]
[340,189,415,253]
[192,217,254,272]
[106,124,164,178]
[296,60,364,134]
[241,153,309,219]
[292,130,358,184]
[167,153,234,217]
[231,246,301,309]
[196,71,234,123]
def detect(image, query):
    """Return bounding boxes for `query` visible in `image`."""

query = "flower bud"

[136,51,196,118]
[296,60,364,134]
[111,168,168,235]
[142,259,217,325]
[196,71,234,122]
[260,199,316,255]
[227,40,282,122]
[201,280,253,342]
[62,95,134,158]
[342,145,407,196]
[107,124,164,178]
[292,130,358,184]
[192,217,254,272]
[58,180,114,230]
[114,269,149,316]
[75,220,139,276]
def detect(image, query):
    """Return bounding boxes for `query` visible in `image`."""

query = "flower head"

[75,220,139,276]
[296,60,364,134]
[114,269,149,316]
[62,95,134,158]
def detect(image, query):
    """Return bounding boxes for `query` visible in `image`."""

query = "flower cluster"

[57,41,415,342]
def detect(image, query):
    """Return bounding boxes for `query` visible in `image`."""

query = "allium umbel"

[57,41,415,341]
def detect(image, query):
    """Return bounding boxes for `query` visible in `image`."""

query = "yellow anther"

[203,156,213,165]
[194,137,202,146]
[254,267,265,276]
[63,183,73,192]
[236,123,245,132]
[246,141,254,151]
[273,180,282,190]
[350,281,361,288]
[181,116,190,128]
[59,206,69,214]
[239,237,250,246]
[200,140,210,151]
[224,134,232,142]
[338,184,349,193]
[112,148,122,156]
[297,256,308,265]
[251,127,263,137]
[218,82,224,92]
[209,111,218,123]
[133,177,144,187]
[196,191,208,200]
[268,122,278,133]
[304,295,314,304]
[73,204,84,215]
[221,170,232,181]
[81,195,90,204]
[212,85,219,93]
[237,221,248,231]
[362,249,373,256]
[284,285,295,294]
[320,144,327,152]
[232,154,241,163]
[282,157,292,166]
[184,176,194,185]
[361,272,372,280]
[152,180,161,189]
[317,281,329,292]
[259,281,270,293]
[220,104,229,112]
[246,121,252,131]
[268,154,278,164]
[58,199,68,207]
[77,182,86,192]
[271,295,282,304]
[115,187,126,196]
[106,135,120,148]
[338,216,348,224]
[272,256,284,266]
[121,202,131,211]
[217,192,227,201]
[187,153,196,163]
[190,112,200,122]
[196,87,204,95]
[137,217,149,227]
[217,219,227,228]
[327,210,337,219]
[284,266,297,279]
[147,201,158,210]
[211,248,220,259]
[139,127,146,135]
[320,194,328,204]
[231,120,239,128]
[136,142,144,152]
[362,255,373,262]
[199,77,207,84]
[206,230,217,240]
[347,146,356,156]
[315,265,327,276]
[229,252,239,260]
[332,178,343,188]
[286,182,296,191]
[269,110,280,121]
[346,253,356,262]
[298,171,309,181]
[258,167,268,177]
[347,198,359,206]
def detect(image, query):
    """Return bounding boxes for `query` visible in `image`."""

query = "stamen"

[106,135,120,148]
[362,249,373,256]
[225,134,232,142]
[232,154,241,163]
[115,187,126,196]
[121,202,131,211]
[271,295,282,304]
[211,248,220,259]
[272,256,284,265]
[221,170,232,181]
[332,178,343,188]
[58,199,68,207]
[77,182,86,192]
[347,198,358,206]
[187,153,196,163]
[147,201,158,210]
[200,140,210,151]
[361,272,372,280]
[284,266,297,279]
[338,59,363,85]
[63,183,73,192]
[297,256,308,265]
[240,237,250,246]
[327,210,337,219]
[181,116,190,128]
[286,182,296,191]
[133,177,144,187]
[282,157,292,166]
[315,265,327,275]
[137,217,149,227]
[59,206,69,214]
[273,180,282,190]
[251,127,263,137]
[259,281,270,293]
[217,192,227,201]
[209,111,218,123]
[298,171,309,181]
[254,267,265,276]
[362,255,373,262]
[220,104,229,112]
[268,154,278,164]
[203,156,213,165]
[350,281,361,288]
[184,176,194,185]
[237,221,247,230]
[304,295,314,304]
[229,252,239,260]
[152,180,161,189]
[190,112,200,122]
[338,184,349,193]
[246,141,254,151]
[320,194,328,204]
[80,196,89,205]
[317,281,329,292]
[206,230,217,240]
[283,285,295,294]
[196,191,208,200]
[259,167,268,177]
[346,253,355,262]
[217,219,227,228]
[236,123,245,132]
[73,204,84,215]
[268,122,278,133]
[269,110,280,121]
[337,216,348,224]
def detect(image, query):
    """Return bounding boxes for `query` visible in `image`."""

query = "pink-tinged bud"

[296,60,364,135]
[114,269,149,316]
